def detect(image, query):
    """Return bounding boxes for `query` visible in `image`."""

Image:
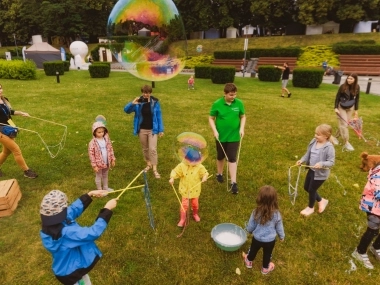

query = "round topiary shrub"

[210,66,235,84]
[292,68,324,88]
[258,65,282,82]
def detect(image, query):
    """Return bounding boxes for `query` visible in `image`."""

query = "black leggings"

[247,237,275,268]
[304,170,325,208]
[357,227,380,254]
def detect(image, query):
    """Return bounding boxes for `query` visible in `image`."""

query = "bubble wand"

[108,185,145,194]
[117,170,144,199]
[171,184,186,213]
[217,139,229,192]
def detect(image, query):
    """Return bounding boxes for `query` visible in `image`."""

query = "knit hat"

[40,190,68,226]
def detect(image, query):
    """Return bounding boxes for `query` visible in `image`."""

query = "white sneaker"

[318,198,329,213]
[300,207,314,216]
[331,136,339,145]
[370,245,380,261]
[344,142,354,151]
[352,249,374,269]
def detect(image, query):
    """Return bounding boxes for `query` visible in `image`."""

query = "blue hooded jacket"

[40,194,112,284]
[124,96,164,135]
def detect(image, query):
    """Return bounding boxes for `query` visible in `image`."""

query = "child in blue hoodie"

[40,189,117,285]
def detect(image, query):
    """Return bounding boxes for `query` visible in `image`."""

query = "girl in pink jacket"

[352,163,380,269]
[88,120,116,191]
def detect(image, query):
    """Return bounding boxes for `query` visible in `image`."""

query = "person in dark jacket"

[274,63,291,98]
[333,73,360,151]
[124,85,164,178]
[40,189,117,285]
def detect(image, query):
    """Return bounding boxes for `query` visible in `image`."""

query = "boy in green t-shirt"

[208,83,246,194]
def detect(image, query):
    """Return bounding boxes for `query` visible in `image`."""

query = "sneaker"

[216,174,224,183]
[370,245,380,261]
[300,207,314,216]
[331,136,339,145]
[344,142,354,151]
[261,262,275,274]
[352,249,374,269]
[288,93,292,98]
[242,252,252,269]
[107,188,114,192]
[24,169,38,179]
[318,198,329,213]
[231,183,238,194]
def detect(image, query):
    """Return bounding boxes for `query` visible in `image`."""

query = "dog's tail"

[361,152,368,159]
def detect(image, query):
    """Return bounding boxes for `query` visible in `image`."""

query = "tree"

[296,0,335,25]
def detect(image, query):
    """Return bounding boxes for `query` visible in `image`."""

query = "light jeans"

[138,129,158,165]
[336,105,354,142]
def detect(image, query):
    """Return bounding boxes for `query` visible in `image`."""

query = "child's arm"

[245,211,257,233]
[275,212,285,241]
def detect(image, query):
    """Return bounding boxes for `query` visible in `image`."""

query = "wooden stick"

[109,184,145,194]
[171,184,186,212]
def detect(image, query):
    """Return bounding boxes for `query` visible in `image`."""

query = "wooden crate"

[0,179,22,217]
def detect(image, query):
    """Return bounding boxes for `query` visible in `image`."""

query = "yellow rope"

[108,184,145,194]
[116,170,144,199]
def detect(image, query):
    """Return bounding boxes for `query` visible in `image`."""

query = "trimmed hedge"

[292,68,324,88]
[214,51,248,59]
[0,59,37,80]
[194,65,211,79]
[332,44,380,55]
[89,62,111,78]
[258,66,282,82]
[210,66,235,84]
[43,61,65,76]
[249,47,301,58]
[63,61,70,72]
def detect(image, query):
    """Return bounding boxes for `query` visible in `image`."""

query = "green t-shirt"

[209,97,245,142]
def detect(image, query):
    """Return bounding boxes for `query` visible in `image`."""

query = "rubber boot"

[177,211,186,227]
[193,208,200,222]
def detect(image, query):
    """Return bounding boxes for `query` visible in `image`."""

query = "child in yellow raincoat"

[169,160,209,227]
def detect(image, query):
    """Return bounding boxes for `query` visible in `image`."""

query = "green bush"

[210,66,235,84]
[214,51,247,59]
[63,61,70,72]
[89,62,110,78]
[194,65,211,79]
[184,55,214,69]
[249,47,301,58]
[0,59,37,80]
[43,61,65,76]
[258,66,282,82]
[91,46,100,61]
[332,44,380,55]
[292,68,324,88]
[297,45,339,68]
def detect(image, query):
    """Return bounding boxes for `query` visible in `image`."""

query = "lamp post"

[13,34,19,57]
[242,26,249,78]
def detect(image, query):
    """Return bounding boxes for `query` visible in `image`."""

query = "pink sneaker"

[300,207,314,216]
[242,252,252,269]
[318,198,329,213]
[261,262,275,274]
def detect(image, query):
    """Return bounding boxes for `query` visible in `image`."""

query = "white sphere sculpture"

[70,41,88,68]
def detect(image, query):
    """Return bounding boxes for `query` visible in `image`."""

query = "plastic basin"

[211,223,247,252]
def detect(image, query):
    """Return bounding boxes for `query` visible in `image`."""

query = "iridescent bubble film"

[175,132,208,166]
[107,0,187,81]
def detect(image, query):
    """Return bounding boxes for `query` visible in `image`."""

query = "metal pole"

[56,71,60,83]
[243,26,248,78]
[151,81,155,88]
[13,34,19,57]
[366,78,372,94]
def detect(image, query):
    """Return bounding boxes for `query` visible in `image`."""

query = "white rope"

[0,116,67,158]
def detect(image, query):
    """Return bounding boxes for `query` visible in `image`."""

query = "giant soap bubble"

[175,132,208,166]
[107,0,187,81]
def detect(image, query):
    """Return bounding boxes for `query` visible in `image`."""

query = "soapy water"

[214,232,242,245]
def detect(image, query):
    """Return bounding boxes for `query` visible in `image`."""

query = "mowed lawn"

[0,70,380,284]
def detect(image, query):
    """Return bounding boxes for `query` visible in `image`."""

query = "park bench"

[211,59,244,72]
[255,57,297,72]
[339,55,380,76]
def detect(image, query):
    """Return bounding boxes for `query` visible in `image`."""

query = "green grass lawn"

[0,70,380,284]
